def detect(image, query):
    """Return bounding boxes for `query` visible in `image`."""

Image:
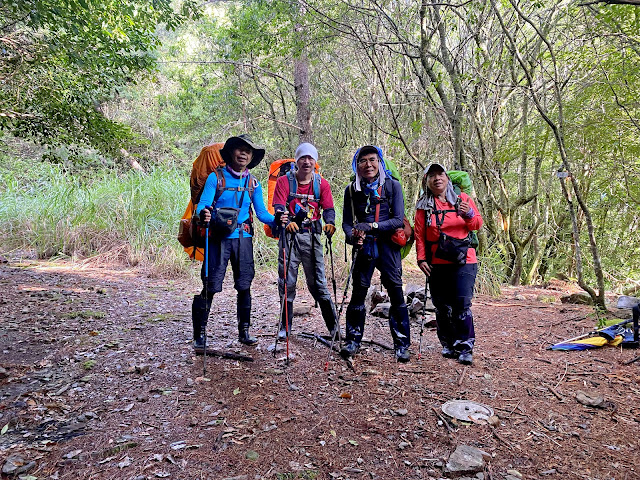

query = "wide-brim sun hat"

[220,134,265,169]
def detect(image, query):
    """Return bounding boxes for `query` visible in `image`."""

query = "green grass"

[0,156,298,276]
[0,158,214,275]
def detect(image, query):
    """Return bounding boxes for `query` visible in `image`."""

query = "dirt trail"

[0,260,639,480]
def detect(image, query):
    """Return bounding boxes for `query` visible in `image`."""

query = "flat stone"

[576,390,605,408]
[540,469,557,476]
[409,297,424,317]
[293,305,311,316]
[405,284,425,302]
[445,445,490,474]
[617,295,640,309]
[2,455,36,476]
[371,302,391,318]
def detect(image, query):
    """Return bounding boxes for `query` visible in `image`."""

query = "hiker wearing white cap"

[271,142,339,340]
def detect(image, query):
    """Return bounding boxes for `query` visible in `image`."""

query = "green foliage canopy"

[0,0,199,159]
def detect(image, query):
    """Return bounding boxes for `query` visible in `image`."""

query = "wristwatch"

[371,222,379,229]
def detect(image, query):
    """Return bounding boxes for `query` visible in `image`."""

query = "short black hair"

[357,145,379,160]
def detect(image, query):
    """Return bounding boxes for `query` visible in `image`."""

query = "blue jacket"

[196,167,275,239]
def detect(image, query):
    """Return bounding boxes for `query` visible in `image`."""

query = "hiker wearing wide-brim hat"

[219,134,266,170]
[414,162,483,365]
[191,134,275,349]
[340,145,412,363]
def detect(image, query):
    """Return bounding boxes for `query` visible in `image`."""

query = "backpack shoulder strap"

[247,172,257,199]
[350,182,356,225]
[312,173,322,202]
[212,168,225,206]
[375,186,382,223]
[286,170,297,199]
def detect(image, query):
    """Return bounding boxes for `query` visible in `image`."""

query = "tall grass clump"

[0,159,195,275]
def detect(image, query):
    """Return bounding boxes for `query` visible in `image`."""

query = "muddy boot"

[457,351,473,365]
[340,341,360,359]
[441,345,456,358]
[278,301,294,340]
[319,298,340,340]
[192,294,209,351]
[341,304,366,359]
[237,290,257,346]
[395,346,410,363]
[238,325,257,346]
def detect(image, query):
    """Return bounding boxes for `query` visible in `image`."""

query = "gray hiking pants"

[278,231,333,303]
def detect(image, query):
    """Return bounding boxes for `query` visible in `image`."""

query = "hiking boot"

[238,328,258,346]
[441,346,456,359]
[193,332,206,351]
[458,351,473,365]
[192,294,209,352]
[340,342,359,359]
[277,327,288,340]
[237,295,257,346]
[277,303,293,340]
[319,299,339,339]
[395,346,410,363]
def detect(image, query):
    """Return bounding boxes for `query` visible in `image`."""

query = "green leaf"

[233,387,241,395]
[348,439,358,446]
[1,423,8,435]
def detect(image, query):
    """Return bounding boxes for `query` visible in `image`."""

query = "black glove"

[274,210,284,227]
[293,208,308,227]
[199,206,213,225]
[354,222,372,232]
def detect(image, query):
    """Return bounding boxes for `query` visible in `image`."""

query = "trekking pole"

[418,276,429,360]
[326,236,338,306]
[273,232,295,365]
[312,228,318,309]
[325,247,359,371]
[203,222,209,377]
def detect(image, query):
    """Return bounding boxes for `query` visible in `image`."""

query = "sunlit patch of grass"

[82,360,96,370]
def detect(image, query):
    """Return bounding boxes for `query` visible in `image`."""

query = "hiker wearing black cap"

[415,162,483,365]
[192,134,276,348]
[272,142,339,340]
[340,145,411,363]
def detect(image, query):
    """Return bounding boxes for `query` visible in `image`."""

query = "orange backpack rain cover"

[179,143,225,261]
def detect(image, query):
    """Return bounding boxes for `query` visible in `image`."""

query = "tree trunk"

[294,1,313,144]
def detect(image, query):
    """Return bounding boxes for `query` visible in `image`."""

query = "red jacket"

[415,192,483,265]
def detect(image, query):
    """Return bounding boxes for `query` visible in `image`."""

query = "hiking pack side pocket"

[212,207,239,238]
